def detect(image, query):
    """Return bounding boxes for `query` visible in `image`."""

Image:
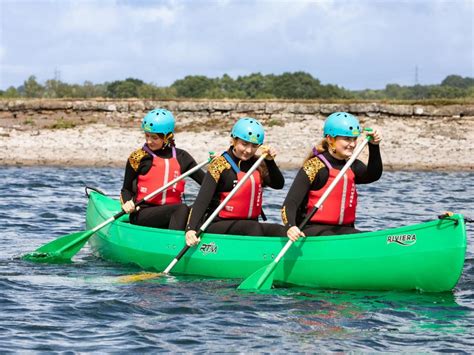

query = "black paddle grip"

[175,245,190,261]
[114,210,127,220]
[298,206,319,230]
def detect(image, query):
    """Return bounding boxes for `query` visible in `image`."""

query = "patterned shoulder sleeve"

[208,156,231,182]
[128,148,148,172]
[302,157,325,184]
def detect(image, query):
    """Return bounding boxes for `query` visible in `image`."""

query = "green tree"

[271,71,323,99]
[0,86,20,98]
[137,84,177,99]
[441,75,474,89]
[172,75,218,98]
[427,85,465,99]
[44,79,77,98]
[320,84,352,99]
[23,75,44,98]
[77,81,108,98]
[236,73,274,98]
[106,78,145,98]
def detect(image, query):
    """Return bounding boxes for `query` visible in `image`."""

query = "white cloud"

[59,2,122,34]
[0,0,472,90]
[132,5,179,26]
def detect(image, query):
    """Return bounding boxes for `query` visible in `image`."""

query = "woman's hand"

[259,145,277,160]
[185,230,201,247]
[287,226,305,242]
[122,200,136,214]
[367,129,382,145]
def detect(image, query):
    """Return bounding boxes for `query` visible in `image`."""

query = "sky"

[0,0,473,91]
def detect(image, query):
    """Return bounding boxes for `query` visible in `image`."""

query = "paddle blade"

[237,262,276,291]
[22,230,93,263]
[117,272,163,283]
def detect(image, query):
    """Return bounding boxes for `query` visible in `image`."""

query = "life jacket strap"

[142,145,176,158]
[222,151,241,173]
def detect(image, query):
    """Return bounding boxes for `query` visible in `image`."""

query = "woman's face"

[232,138,260,161]
[328,136,358,160]
[145,132,165,150]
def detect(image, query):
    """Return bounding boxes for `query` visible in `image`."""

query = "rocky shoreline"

[0,99,473,171]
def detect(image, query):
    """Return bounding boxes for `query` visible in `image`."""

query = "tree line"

[1,72,473,100]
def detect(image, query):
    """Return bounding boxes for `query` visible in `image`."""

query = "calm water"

[1,166,473,352]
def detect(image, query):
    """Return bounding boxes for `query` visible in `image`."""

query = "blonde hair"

[164,133,176,147]
[303,138,330,163]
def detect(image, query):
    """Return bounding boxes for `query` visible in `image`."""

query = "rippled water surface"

[1,166,473,352]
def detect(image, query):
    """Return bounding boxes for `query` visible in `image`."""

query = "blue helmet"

[141,108,175,134]
[323,112,361,138]
[231,117,265,145]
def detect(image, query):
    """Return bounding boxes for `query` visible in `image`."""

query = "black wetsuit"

[281,144,382,236]
[186,147,286,236]
[121,145,205,230]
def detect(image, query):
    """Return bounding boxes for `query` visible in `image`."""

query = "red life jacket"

[136,146,185,205]
[218,152,263,219]
[306,154,357,225]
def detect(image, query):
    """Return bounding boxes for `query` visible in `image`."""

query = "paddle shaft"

[163,154,268,274]
[271,137,370,265]
[56,157,212,254]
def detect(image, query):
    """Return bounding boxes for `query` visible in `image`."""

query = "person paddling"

[121,108,205,230]
[185,117,286,246]
[282,112,383,240]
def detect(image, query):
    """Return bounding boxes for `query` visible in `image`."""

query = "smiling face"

[145,132,165,151]
[328,135,358,160]
[232,138,260,161]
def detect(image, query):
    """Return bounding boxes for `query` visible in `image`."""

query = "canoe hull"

[86,191,467,292]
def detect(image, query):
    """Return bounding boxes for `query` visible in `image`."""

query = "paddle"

[238,134,371,290]
[22,154,214,263]
[119,153,268,282]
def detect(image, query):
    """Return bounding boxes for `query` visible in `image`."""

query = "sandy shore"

[0,115,473,171]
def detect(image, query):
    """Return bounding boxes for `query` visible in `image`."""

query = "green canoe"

[86,191,467,292]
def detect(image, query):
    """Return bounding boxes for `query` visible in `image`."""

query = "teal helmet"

[323,112,361,137]
[231,117,265,145]
[141,108,175,134]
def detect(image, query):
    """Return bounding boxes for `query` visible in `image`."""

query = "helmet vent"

[231,117,265,144]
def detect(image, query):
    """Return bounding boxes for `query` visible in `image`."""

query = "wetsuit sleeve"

[262,159,285,189]
[281,168,311,227]
[177,149,206,185]
[121,160,138,203]
[352,144,383,184]
[186,172,218,231]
